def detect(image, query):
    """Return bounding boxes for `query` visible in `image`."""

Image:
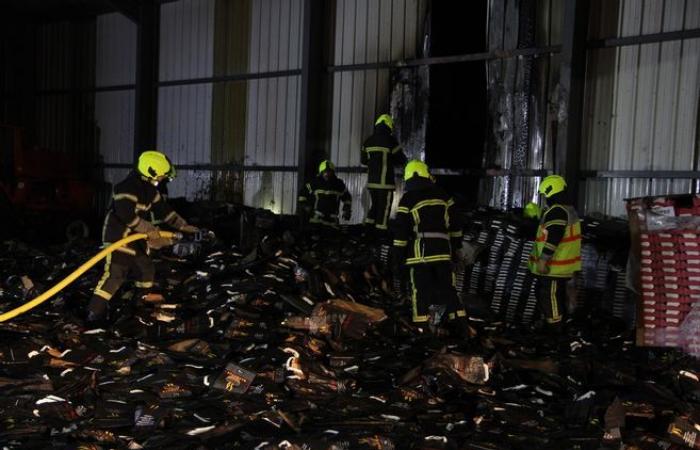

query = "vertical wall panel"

[95,13,136,167]
[160,0,215,81]
[96,13,136,87]
[157,84,213,165]
[583,0,700,216]
[95,91,135,164]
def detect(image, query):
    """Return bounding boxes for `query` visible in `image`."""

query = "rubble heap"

[0,224,699,449]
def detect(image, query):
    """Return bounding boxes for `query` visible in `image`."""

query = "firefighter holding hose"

[87,151,199,323]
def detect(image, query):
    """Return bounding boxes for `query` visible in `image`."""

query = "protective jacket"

[298,175,351,226]
[528,203,582,277]
[361,123,406,189]
[393,177,463,265]
[103,171,185,254]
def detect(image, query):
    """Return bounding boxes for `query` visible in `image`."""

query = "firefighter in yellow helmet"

[87,151,199,323]
[528,175,582,332]
[361,114,407,233]
[392,160,467,336]
[297,160,352,228]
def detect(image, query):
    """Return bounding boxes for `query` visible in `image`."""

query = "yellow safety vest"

[528,204,582,277]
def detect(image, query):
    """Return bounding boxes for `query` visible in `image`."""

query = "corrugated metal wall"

[35,20,96,160]
[582,0,700,216]
[158,0,215,199]
[95,13,137,189]
[243,0,303,214]
[480,0,562,210]
[330,0,426,222]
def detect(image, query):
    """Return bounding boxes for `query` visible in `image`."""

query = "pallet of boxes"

[627,194,700,355]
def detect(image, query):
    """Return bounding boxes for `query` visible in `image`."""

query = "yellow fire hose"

[0,231,180,323]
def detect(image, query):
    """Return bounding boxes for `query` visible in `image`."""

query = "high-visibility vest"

[528,204,582,277]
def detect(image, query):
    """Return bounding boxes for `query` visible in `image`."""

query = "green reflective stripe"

[365,146,390,153]
[309,217,339,227]
[114,193,138,203]
[298,197,308,202]
[391,145,402,154]
[544,220,568,227]
[449,231,463,238]
[410,199,448,212]
[313,189,344,196]
[397,206,409,214]
[410,268,429,322]
[406,254,451,265]
[393,240,407,247]
[367,183,395,189]
[381,151,388,187]
[379,191,392,228]
[529,204,582,276]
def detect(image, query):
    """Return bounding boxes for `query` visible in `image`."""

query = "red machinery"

[1,124,96,238]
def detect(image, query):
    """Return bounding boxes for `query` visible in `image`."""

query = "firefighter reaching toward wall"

[87,151,199,323]
[297,160,352,228]
[528,175,582,333]
[392,160,468,337]
[361,114,407,233]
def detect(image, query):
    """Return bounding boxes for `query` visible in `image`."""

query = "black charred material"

[0,210,698,449]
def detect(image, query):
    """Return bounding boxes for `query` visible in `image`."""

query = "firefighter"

[87,151,199,322]
[297,160,352,228]
[361,114,406,233]
[528,175,582,332]
[392,160,467,336]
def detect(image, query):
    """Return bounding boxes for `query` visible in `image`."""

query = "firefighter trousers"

[365,188,393,231]
[408,261,465,323]
[92,247,155,302]
[535,276,568,324]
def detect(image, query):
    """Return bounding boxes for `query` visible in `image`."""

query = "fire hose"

[0,231,180,323]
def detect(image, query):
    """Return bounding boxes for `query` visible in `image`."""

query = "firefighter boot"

[87,296,109,323]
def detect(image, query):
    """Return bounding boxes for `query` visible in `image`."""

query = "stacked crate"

[639,230,700,347]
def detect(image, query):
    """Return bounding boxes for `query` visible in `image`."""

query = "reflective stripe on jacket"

[528,204,582,277]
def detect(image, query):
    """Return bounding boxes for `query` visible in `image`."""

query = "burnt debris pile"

[0,215,699,450]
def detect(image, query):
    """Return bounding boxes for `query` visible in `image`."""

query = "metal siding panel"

[377,0,393,62]
[96,13,137,87]
[167,170,212,199]
[366,0,380,63]
[652,1,685,172]
[354,0,368,64]
[159,0,214,81]
[243,75,300,166]
[404,0,418,59]
[243,171,297,214]
[157,84,212,165]
[391,0,406,60]
[95,90,135,164]
[249,0,261,73]
[342,0,356,65]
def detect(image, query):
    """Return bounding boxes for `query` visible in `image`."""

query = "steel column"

[555,0,589,205]
[133,0,160,161]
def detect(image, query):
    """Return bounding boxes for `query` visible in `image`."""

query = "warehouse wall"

[330,0,427,222]
[95,12,136,191]
[582,0,700,217]
[158,0,215,199]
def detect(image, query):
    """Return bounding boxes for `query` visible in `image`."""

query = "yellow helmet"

[375,114,394,131]
[138,151,172,180]
[538,175,567,198]
[523,202,541,219]
[318,160,335,174]
[404,160,430,181]
[165,155,176,181]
